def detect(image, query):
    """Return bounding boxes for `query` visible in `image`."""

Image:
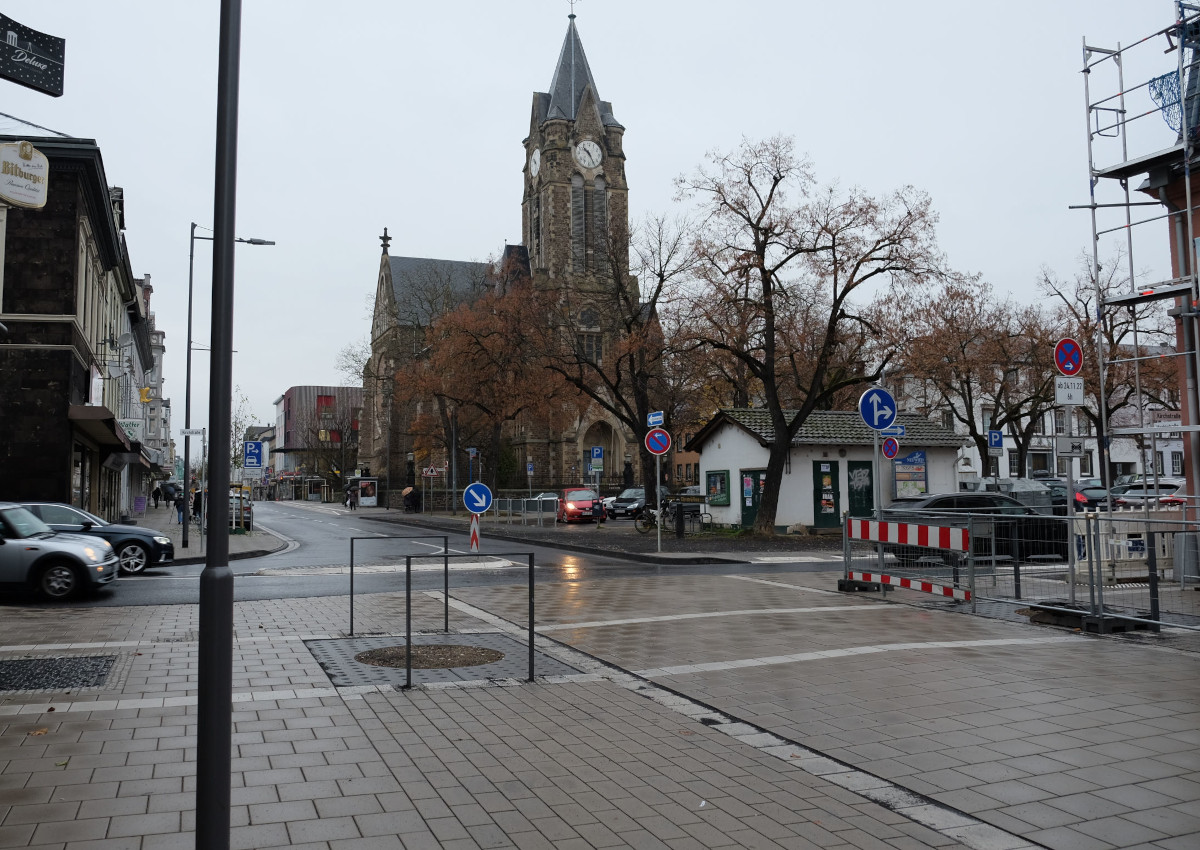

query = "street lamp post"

[182,223,273,550]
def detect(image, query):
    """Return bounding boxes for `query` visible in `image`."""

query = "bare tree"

[676,136,944,533]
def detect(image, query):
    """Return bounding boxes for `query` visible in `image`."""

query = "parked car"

[1045,482,1112,514]
[21,502,175,574]
[607,488,646,519]
[1115,479,1186,508]
[882,492,1068,565]
[557,488,604,523]
[662,485,705,518]
[229,494,253,529]
[0,502,119,599]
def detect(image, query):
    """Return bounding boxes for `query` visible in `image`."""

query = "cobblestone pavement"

[2,503,1197,848]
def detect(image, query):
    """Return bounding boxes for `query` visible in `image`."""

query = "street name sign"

[181,428,204,437]
[1055,376,1085,406]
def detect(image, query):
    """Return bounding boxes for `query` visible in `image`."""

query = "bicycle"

[634,504,676,533]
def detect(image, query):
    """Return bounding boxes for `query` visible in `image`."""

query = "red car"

[557,488,603,523]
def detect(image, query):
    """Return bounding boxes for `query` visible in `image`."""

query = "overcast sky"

[0,1,1181,444]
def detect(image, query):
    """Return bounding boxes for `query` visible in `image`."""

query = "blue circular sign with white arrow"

[463,482,493,514]
[858,386,897,431]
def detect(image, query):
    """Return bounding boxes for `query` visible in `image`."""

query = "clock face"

[574,140,602,168]
[530,148,541,177]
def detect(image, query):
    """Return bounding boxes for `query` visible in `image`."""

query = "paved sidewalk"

[3,504,1197,848]
[130,502,288,566]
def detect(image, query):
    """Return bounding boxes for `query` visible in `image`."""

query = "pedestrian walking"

[192,490,204,522]
[350,489,359,511]
[174,492,185,524]
[152,486,161,508]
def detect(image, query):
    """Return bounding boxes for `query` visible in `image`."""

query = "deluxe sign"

[0,141,49,208]
[0,14,66,97]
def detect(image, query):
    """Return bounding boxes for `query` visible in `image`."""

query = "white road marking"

[635,636,1082,677]
[726,574,844,596]
[536,606,880,632]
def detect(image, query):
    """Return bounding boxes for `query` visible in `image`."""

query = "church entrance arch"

[579,421,618,488]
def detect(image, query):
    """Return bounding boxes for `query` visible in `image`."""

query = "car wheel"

[117,542,150,574]
[38,562,80,600]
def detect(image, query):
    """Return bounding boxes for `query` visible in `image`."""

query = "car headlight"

[154,536,171,545]
[83,546,100,562]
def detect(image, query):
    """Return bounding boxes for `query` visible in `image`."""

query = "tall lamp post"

[182,222,274,550]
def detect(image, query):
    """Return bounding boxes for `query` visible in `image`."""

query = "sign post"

[463,482,493,553]
[645,428,672,553]
[1053,338,1084,606]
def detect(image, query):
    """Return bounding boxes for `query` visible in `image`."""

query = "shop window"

[706,470,730,506]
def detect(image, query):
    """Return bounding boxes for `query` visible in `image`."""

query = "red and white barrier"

[848,571,971,601]
[846,519,969,552]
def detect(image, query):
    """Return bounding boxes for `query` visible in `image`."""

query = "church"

[361,14,644,500]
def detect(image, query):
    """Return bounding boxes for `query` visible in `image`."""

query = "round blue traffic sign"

[645,428,672,456]
[1054,338,1082,376]
[463,482,493,513]
[858,387,897,431]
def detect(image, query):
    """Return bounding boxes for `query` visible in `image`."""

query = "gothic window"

[531,194,542,269]
[571,174,586,273]
[577,307,602,364]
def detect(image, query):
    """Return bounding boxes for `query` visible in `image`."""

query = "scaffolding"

[1079,1,1200,519]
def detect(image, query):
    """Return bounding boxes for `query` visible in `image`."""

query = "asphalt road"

[6,502,802,608]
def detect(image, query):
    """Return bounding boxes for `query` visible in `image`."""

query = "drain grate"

[306,633,581,687]
[0,656,117,691]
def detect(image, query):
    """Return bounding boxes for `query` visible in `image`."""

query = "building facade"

[0,130,164,519]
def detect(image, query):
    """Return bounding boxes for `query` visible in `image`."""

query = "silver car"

[0,502,119,599]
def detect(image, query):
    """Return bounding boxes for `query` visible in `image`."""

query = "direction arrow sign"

[463,482,493,513]
[647,411,664,428]
[1054,338,1083,377]
[645,428,672,456]
[857,387,897,431]
[881,425,905,437]
[882,437,900,459]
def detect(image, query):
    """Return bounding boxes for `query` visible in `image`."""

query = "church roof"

[541,15,621,128]
[387,256,492,325]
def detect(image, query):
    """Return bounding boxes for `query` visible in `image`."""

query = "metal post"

[349,538,355,637]
[968,515,977,614]
[874,427,884,574]
[528,553,535,683]
[183,223,196,550]
[196,2,241,847]
[405,554,412,689]
[443,549,449,633]
[1147,529,1161,632]
[655,454,662,553]
[1087,514,1100,616]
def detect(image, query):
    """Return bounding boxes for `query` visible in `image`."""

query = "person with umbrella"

[345,484,359,511]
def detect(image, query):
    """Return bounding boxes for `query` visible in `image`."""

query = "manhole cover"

[0,656,116,691]
[306,633,581,687]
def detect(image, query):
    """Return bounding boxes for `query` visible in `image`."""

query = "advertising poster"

[894,450,927,498]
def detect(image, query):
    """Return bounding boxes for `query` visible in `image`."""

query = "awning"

[68,404,131,450]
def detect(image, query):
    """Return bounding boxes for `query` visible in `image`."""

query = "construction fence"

[842,510,1200,632]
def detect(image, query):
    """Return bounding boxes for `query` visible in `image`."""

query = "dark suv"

[882,492,1067,565]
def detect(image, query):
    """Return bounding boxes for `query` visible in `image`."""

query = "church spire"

[546,13,601,122]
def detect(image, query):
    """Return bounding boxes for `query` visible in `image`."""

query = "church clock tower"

[522,14,628,293]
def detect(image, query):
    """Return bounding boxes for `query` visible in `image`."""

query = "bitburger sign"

[0,141,49,209]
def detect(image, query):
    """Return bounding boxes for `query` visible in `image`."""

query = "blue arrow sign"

[647,411,664,427]
[463,482,493,513]
[858,387,897,431]
[881,425,905,437]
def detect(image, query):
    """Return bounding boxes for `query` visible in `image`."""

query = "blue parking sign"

[243,441,264,469]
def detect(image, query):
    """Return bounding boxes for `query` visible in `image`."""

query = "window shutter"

[571,175,585,273]
[593,177,607,276]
